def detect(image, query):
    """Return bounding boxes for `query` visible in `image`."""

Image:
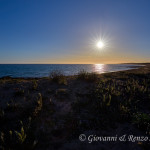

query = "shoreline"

[0,63,147,79]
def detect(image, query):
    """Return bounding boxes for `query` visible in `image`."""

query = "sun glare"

[88,29,111,52]
[97,41,104,49]
[94,64,104,73]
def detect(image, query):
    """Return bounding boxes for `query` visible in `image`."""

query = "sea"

[0,64,141,78]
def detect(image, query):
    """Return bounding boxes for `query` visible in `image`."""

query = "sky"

[0,0,150,64]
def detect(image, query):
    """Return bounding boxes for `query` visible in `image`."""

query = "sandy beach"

[0,63,150,150]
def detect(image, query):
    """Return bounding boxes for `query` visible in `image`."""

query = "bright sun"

[97,41,104,49]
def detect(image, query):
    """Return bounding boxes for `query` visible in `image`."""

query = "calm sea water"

[0,64,140,78]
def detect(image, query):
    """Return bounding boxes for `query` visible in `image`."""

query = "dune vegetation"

[0,64,150,150]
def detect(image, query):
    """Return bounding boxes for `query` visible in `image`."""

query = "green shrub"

[132,112,150,131]
[33,93,43,116]
[77,70,88,80]
[49,70,67,85]
[15,127,26,144]
[77,70,98,81]
[32,80,38,90]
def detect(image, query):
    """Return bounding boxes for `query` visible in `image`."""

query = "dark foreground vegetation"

[0,64,150,150]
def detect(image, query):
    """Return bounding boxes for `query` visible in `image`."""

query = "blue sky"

[0,0,150,64]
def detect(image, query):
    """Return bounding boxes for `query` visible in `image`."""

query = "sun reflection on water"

[94,64,105,73]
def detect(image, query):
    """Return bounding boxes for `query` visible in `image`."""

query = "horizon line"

[0,62,149,65]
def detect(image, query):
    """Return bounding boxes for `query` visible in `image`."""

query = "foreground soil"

[0,63,150,150]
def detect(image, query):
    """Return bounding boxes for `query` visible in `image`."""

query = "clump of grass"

[15,127,27,144]
[0,79,5,84]
[32,80,38,90]
[33,93,43,116]
[0,132,5,148]
[77,70,88,80]
[119,104,130,114]
[77,70,98,81]
[0,117,34,149]
[0,109,4,118]
[49,70,67,85]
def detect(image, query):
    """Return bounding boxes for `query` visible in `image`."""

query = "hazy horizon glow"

[0,0,150,64]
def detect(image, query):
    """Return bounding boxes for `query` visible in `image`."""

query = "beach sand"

[0,63,150,150]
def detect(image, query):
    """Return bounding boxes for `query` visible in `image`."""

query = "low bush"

[49,70,67,85]
[77,70,98,81]
[32,80,38,90]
